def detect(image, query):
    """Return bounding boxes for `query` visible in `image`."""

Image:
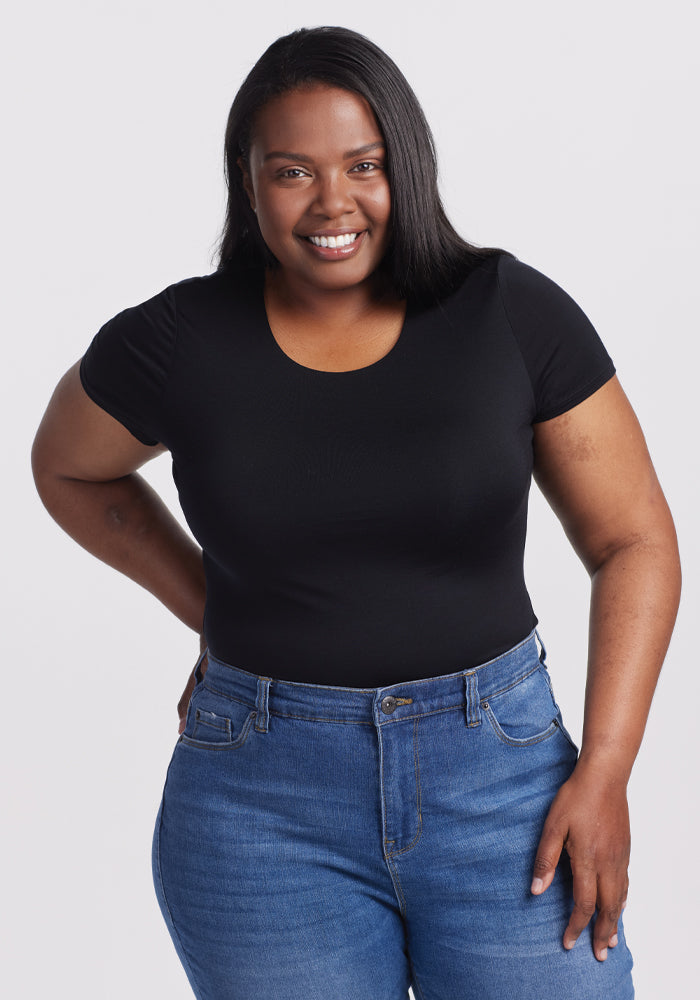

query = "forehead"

[249,84,383,154]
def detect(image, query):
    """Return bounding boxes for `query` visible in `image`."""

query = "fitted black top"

[79,252,615,686]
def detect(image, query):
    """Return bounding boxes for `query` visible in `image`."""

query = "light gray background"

[4,1,697,997]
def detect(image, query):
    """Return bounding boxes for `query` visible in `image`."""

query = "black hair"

[214,26,513,305]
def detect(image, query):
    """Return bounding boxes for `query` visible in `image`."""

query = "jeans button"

[381,696,398,715]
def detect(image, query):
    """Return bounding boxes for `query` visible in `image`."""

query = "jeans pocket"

[481,664,561,747]
[180,685,257,751]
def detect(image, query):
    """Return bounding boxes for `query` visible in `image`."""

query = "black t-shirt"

[80,252,615,686]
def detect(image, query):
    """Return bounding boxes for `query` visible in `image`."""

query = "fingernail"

[597,948,608,961]
[610,933,619,947]
[563,938,575,951]
[531,878,544,894]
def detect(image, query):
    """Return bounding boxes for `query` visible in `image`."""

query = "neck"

[264,267,399,323]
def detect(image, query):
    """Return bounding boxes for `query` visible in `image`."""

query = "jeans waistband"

[196,629,547,733]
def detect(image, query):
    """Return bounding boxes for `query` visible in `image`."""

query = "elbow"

[590,520,682,618]
[31,431,53,506]
[31,426,72,515]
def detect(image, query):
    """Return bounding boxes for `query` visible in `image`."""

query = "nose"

[312,170,356,219]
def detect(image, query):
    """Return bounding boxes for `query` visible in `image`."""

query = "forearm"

[36,470,206,633]
[577,530,681,785]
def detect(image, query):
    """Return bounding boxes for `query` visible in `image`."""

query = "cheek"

[255,198,295,245]
[367,184,392,229]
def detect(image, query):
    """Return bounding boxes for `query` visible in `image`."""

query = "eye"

[278,167,309,179]
[350,161,381,173]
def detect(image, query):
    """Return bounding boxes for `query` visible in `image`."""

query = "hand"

[177,644,209,734]
[530,762,630,961]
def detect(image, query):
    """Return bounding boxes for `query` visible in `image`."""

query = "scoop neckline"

[257,279,412,376]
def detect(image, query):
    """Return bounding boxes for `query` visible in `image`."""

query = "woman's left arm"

[529,374,681,961]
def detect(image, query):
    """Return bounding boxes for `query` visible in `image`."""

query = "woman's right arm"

[31,360,206,638]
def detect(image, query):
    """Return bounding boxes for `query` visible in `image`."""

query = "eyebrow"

[263,141,386,164]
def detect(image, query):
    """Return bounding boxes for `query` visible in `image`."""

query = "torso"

[79,252,614,686]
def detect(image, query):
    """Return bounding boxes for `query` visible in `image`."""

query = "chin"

[300,264,377,291]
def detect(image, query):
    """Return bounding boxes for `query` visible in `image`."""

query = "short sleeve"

[79,285,178,446]
[497,255,615,422]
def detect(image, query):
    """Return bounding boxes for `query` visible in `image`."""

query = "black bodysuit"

[80,252,615,686]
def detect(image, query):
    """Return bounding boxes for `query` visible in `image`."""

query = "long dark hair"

[214,26,514,304]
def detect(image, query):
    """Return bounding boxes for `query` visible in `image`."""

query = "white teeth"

[308,232,359,248]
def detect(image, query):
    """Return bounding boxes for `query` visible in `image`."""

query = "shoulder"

[164,266,260,322]
[493,252,598,331]
[490,253,615,422]
[95,268,257,342]
[142,269,239,313]
[117,267,252,312]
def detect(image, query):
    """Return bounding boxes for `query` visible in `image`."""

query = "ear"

[237,156,256,213]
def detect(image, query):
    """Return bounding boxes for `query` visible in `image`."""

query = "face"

[239,84,392,296]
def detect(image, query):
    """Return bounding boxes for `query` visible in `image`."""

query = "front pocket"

[180,687,257,750]
[192,708,232,742]
[481,664,561,748]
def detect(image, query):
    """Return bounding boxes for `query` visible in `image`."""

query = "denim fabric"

[152,630,634,999]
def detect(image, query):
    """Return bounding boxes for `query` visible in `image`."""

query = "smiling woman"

[239,86,393,293]
[31,23,680,1000]
[234,84,402,369]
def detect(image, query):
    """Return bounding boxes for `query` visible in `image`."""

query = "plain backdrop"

[4,1,697,997]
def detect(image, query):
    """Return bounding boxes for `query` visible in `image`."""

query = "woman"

[31,25,680,1000]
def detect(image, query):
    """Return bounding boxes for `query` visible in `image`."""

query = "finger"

[531,823,566,895]
[593,888,625,962]
[563,866,597,952]
[608,872,630,948]
[609,875,629,948]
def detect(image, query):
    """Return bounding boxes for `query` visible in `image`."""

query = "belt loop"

[464,670,481,728]
[535,629,547,665]
[254,676,272,733]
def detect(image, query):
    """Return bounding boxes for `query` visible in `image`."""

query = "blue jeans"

[152,630,634,999]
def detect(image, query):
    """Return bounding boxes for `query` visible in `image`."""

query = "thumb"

[531,820,566,895]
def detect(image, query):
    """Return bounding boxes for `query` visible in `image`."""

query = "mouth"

[303,231,363,248]
[297,230,367,259]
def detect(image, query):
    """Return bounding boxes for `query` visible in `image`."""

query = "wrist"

[573,748,632,790]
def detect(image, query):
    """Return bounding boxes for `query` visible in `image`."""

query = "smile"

[305,232,360,248]
[298,230,368,260]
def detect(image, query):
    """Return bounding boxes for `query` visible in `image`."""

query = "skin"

[32,83,681,963]
[238,84,407,371]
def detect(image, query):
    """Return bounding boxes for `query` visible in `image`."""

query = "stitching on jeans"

[273,704,469,725]
[154,763,206,999]
[411,715,423,850]
[465,671,480,727]
[482,704,559,747]
[269,712,373,724]
[483,663,541,702]
[202,679,257,710]
[385,718,424,859]
[180,710,257,750]
[554,719,580,754]
[378,704,472,725]
[384,853,408,916]
[409,961,428,1000]
[193,709,232,737]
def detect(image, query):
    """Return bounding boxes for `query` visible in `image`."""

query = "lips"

[307,232,359,248]
[298,229,367,259]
